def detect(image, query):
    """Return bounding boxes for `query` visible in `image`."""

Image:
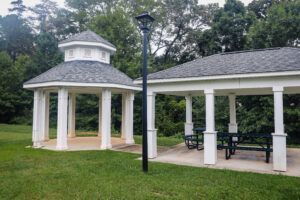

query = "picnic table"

[183,128,273,163]
[217,132,273,163]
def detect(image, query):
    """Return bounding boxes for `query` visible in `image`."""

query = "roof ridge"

[220,47,281,55]
[58,29,116,48]
[136,54,218,80]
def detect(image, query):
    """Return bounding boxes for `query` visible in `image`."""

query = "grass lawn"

[0,124,300,199]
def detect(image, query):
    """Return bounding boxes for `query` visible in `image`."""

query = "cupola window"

[84,48,92,58]
[68,49,74,58]
[101,51,106,60]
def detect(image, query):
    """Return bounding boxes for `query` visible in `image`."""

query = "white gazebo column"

[121,93,126,139]
[32,89,43,148]
[41,91,50,141]
[98,94,102,137]
[272,86,287,171]
[43,92,50,141]
[185,95,193,135]
[101,89,112,149]
[228,95,238,142]
[147,91,157,159]
[68,93,76,138]
[125,92,135,144]
[56,87,68,150]
[204,89,217,165]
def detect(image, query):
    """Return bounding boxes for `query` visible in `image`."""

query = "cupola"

[58,30,116,64]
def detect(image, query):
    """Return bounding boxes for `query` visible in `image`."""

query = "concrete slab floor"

[40,137,169,154]
[148,143,300,177]
[40,137,300,177]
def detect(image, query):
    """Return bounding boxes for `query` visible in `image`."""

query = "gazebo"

[134,47,300,172]
[23,30,141,150]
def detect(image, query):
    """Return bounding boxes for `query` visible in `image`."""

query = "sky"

[0,0,253,17]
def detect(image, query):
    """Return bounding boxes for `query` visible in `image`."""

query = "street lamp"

[135,11,155,172]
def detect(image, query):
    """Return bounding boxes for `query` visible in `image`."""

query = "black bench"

[183,127,219,151]
[217,132,273,163]
[183,134,204,150]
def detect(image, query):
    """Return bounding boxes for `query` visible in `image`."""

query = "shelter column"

[101,89,112,149]
[68,93,76,138]
[185,95,193,135]
[121,93,126,139]
[32,89,43,148]
[272,86,287,171]
[204,89,217,165]
[147,91,157,158]
[125,92,135,144]
[98,93,102,137]
[41,91,50,141]
[56,87,68,150]
[228,95,238,141]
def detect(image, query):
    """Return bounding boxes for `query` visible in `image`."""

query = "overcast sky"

[0,0,253,16]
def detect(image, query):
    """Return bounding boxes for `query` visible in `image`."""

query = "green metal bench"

[217,132,273,163]
[183,127,219,151]
[183,134,204,150]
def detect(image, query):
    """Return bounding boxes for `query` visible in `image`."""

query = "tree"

[212,0,255,52]
[248,0,300,48]
[90,8,141,79]
[25,32,63,81]
[0,52,32,124]
[247,0,280,19]
[0,15,34,60]
[8,0,26,17]
[196,29,222,57]
[29,0,58,33]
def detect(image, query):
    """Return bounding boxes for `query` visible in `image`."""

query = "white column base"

[33,141,42,148]
[101,143,112,150]
[272,133,287,172]
[56,145,68,150]
[68,134,76,138]
[148,129,157,159]
[228,123,238,141]
[184,122,194,135]
[204,131,217,165]
[126,139,135,145]
[228,123,238,133]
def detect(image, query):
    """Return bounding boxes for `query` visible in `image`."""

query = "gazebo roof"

[139,47,300,81]
[24,60,139,89]
[59,29,116,49]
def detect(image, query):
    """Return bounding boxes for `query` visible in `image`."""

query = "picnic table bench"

[183,127,218,151]
[217,132,273,163]
[183,128,273,163]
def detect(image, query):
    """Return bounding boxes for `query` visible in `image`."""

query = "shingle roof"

[59,30,116,49]
[24,60,137,87]
[143,47,300,80]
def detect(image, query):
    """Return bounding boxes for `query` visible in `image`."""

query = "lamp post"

[136,11,155,172]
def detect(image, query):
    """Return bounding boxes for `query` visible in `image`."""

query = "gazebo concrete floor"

[147,143,300,177]
[40,137,300,177]
[40,136,169,154]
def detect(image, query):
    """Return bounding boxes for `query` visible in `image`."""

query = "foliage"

[0,15,34,60]
[248,0,300,48]
[211,0,256,52]
[0,52,31,124]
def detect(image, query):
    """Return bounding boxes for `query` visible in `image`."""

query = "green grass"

[0,124,300,199]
